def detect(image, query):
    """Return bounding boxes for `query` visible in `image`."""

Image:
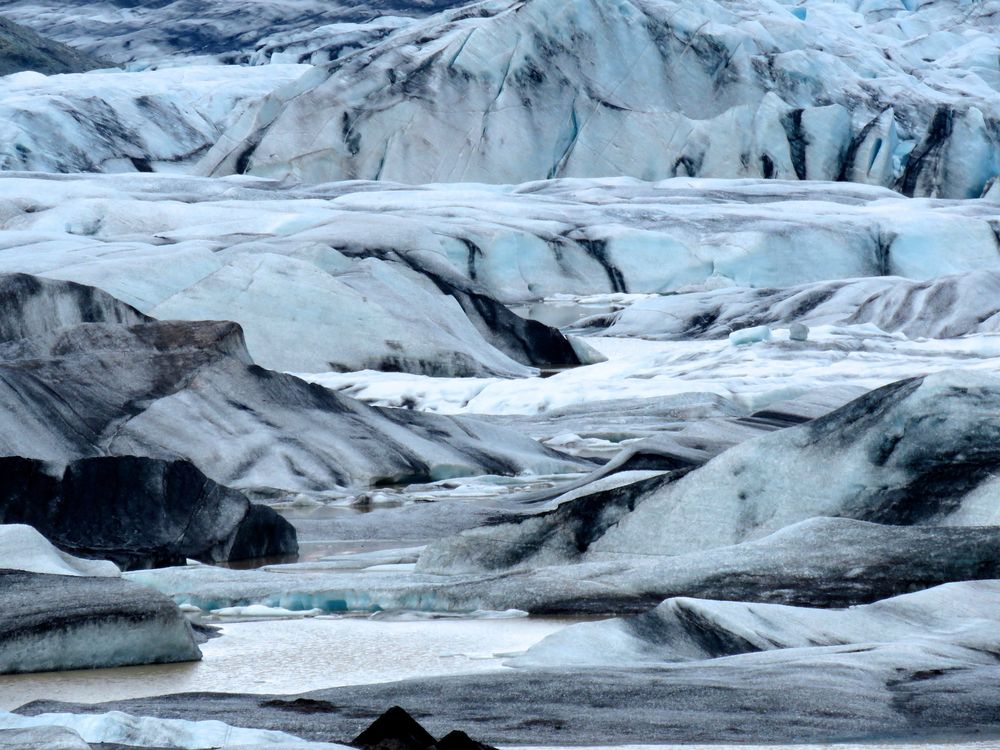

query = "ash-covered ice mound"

[0,16,104,76]
[422,370,1000,571]
[606,270,1000,340]
[0,272,146,340]
[0,274,584,494]
[0,524,201,675]
[591,369,1000,557]
[0,571,202,674]
[510,579,1000,668]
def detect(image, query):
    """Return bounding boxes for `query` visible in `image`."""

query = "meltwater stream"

[0,616,573,711]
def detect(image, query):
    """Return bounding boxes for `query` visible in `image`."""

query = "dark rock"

[433,730,498,750]
[261,697,339,714]
[0,455,297,570]
[352,706,437,750]
[0,16,107,75]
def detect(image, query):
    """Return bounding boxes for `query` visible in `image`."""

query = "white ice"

[0,710,325,749]
[0,525,120,578]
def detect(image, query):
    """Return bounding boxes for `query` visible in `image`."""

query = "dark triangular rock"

[352,706,437,750]
[433,730,499,750]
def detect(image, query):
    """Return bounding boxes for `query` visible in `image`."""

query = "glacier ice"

[606,270,1000,340]
[0,0,463,64]
[0,524,120,578]
[0,569,201,674]
[0,725,91,750]
[510,579,1000,668]
[123,517,1000,615]
[0,287,585,494]
[0,65,311,173]
[197,0,1000,197]
[727,324,772,346]
[0,710,325,749]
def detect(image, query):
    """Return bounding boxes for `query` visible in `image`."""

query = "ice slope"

[201,0,1000,197]
[0,570,201,674]
[418,370,1000,574]
[0,174,590,376]
[0,293,583,493]
[588,369,1000,557]
[0,0,467,64]
[0,524,120,577]
[511,580,1000,668]
[0,64,311,173]
[605,270,1000,340]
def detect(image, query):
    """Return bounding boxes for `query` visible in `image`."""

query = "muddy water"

[0,616,575,711]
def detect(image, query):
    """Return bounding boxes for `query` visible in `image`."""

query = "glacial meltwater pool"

[0,615,574,711]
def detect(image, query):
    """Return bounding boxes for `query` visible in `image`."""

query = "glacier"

[196,0,1000,196]
[0,65,311,173]
[1,0,1000,733]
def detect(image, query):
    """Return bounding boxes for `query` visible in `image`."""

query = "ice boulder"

[0,571,201,674]
[0,456,297,570]
[0,725,91,750]
[788,323,809,342]
[728,325,772,346]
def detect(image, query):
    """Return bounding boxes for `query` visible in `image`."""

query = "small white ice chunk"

[789,323,810,341]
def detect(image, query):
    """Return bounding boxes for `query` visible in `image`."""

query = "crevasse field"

[0,0,999,747]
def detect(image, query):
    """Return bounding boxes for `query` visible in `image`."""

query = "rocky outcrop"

[0,456,297,570]
[0,16,104,75]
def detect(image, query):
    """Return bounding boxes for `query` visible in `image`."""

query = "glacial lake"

[0,616,573,711]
